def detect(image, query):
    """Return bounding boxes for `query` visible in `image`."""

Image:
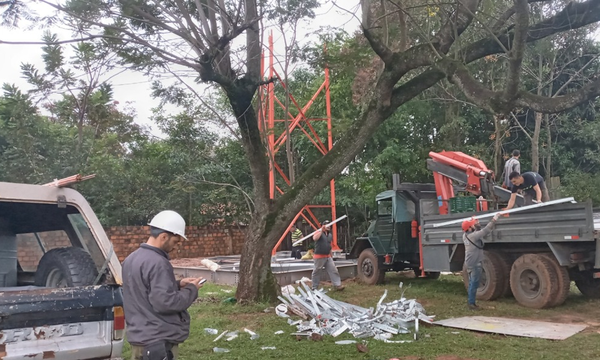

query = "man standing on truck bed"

[312,220,345,291]
[505,171,550,209]
[502,149,521,189]
[463,213,500,310]
[122,210,203,360]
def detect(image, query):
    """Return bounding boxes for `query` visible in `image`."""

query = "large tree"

[6,0,600,302]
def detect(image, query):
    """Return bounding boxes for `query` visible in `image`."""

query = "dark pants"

[523,180,550,205]
[131,343,178,360]
[291,246,303,259]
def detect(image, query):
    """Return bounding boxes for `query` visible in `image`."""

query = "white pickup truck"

[0,181,124,360]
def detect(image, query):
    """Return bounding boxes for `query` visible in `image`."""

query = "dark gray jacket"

[463,220,496,268]
[314,231,333,255]
[122,244,198,346]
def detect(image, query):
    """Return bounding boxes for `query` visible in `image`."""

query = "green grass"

[122,274,600,360]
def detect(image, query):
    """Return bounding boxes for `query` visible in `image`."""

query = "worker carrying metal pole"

[311,220,345,292]
[462,212,501,311]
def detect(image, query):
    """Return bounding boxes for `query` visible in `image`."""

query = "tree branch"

[465,0,600,64]
[491,0,551,32]
[245,0,260,81]
[504,0,529,100]
[516,77,600,112]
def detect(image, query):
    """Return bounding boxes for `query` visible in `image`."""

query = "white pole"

[292,215,348,246]
[431,197,575,228]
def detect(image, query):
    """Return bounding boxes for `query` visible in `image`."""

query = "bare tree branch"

[491,0,551,32]
[516,77,600,112]
[504,0,529,100]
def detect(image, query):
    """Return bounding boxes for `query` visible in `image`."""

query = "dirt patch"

[225,312,269,330]
[540,313,600,331]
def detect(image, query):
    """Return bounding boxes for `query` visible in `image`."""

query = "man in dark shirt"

[311,220,344,291]
[505,171,550,209]
[122,210,203,360]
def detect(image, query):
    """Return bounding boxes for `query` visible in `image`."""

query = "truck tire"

[413,269,441,279]
[539,253,570,306]
[357,248,385,285]
[461,251,510,301]
[35,247,99,288]
[574,271,600,298]
[497,252,513,298]
[509,254,558,309]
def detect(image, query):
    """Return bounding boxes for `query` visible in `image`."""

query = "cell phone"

[198,278,207,285]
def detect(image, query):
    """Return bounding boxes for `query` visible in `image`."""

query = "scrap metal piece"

[213,330,228,342]
[335,340,357,345]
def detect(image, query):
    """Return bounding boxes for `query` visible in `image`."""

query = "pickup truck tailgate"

[0,285,123,360]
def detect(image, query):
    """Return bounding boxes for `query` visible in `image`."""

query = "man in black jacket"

[123,210,203,360]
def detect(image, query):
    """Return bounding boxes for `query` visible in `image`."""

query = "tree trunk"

[493,115,502,175]
[284,78,295,184]
[532,54,544,173]
[532,111,542,172]
[235,209,281,304]
[545,114,552,177]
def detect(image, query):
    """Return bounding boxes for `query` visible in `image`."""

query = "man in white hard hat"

[122,210,203,360]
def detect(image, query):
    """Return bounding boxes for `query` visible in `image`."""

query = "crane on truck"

[348,151,600,309]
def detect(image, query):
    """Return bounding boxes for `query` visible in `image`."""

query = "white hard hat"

[148,210,187,240]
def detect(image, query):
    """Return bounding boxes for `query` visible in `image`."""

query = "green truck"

[348,152,600,309]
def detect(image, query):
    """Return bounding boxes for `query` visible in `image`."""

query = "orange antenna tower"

[258,31,340,255]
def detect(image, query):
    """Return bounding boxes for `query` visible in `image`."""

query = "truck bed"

[419,200,598,272]
[422,201,596,244]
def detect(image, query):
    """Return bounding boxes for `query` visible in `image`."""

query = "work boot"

[468,303,480,311]
[335,285,345,291]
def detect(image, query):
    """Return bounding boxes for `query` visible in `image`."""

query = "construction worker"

[462,213,500,310]
[311,220,345,291]
[122,210,203,360]
[502,150,521,189]
[505,171,550,209]
[290,224,303,259]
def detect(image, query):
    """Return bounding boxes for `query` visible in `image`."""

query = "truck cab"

[0,181,124,360]
[348,183,440,284]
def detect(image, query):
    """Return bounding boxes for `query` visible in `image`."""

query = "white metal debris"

[261,347,277,350]
[204,328,218,335]
[278,281,433,341]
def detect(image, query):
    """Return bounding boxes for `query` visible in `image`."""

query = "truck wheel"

[539,253,570,306]
[461,251,510,301]
[509,254,558,309]
[357,248,385,285]
[35,247,99,288]
[413,269,441,279]
[497,252,513,298]
[574,271,600,298]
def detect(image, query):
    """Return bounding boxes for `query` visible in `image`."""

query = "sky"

[0,1,362,137]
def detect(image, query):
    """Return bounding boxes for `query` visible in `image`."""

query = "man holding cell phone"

[122,210,205,360]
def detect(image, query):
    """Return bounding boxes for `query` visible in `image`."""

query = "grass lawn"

[122,273,600,360]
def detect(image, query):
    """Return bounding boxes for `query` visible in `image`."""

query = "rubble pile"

[277,281,434,342]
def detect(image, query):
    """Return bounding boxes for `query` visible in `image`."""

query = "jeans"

[312,257,342,289]
[467,263,482,305]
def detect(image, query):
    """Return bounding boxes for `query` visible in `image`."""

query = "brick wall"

[107,225,247,262]
[16,226,247,270]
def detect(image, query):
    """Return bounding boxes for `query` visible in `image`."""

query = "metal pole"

[431,197,575,228]
[292,215,348,246]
